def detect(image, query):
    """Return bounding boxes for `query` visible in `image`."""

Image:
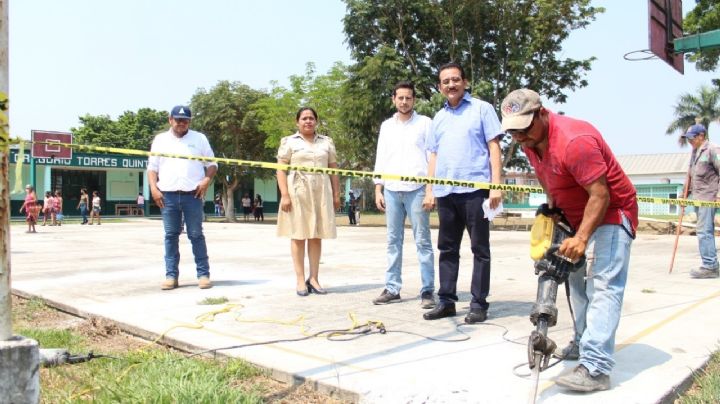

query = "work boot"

[555,365,610,392]
[464,308,488,324]
[198,277,212,289]
[161,278,178,290]
[555,341,580,360]
[420,291,436,309]
[373,289,400,305]
[690,267,720,279]
[423,302,456,320]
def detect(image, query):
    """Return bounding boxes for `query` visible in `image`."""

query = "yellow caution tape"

[15,139,720,208]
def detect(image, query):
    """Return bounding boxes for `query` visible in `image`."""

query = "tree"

[342,0,603,167]
[72,108,168,150]
[190,81,270,222]
[683,0,720,74]
[253,62,353,162]
[666,85,720,145]
[341,46,420,169]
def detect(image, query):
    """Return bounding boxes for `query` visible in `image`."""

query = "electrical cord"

[188,319,529,359]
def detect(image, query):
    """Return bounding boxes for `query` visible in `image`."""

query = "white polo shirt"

[147,129,217,192]
[373,111,431,192]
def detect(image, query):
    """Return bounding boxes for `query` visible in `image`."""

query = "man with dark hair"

[148,105,217,290]
[372,81,436,308]
[681,123,720,279]
[422,63,503,323]
[501,88,638,392]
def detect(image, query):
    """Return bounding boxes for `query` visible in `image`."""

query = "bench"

[115,203,143,216]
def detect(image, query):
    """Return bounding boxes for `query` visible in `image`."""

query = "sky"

[8,1,718,157]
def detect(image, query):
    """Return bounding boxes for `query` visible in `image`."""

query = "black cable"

[186,320,520,359]
[186,325,387,359]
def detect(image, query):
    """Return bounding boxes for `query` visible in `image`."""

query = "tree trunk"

[223,177,240,222]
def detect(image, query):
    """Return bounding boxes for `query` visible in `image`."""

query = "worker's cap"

[500,89,542,131]
[682,124,707,139]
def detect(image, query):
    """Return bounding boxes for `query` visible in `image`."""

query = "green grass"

[17,328,86,352]
[198,296,229,305]
[12,297,57,324]
[677,350,720,403]
[15,327,264,403]
[641,214,684,221]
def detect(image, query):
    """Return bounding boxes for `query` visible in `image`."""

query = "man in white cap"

[148,105,217,290]
[500,88,637,392]
[681,123,720,279]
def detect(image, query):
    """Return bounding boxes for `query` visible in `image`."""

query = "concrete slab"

[9,219,720,403]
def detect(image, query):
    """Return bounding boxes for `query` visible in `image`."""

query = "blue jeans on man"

[161,192,210,279]
[79,205,88,224]
[567,214,633,377]
[436,190,491,310]
[696,206,718,270]
[383,187,434,295]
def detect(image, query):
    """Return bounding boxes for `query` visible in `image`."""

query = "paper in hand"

[482,199,504,221]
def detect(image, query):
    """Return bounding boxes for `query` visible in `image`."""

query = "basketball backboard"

[649,0,684,74]
[31,130,73,159]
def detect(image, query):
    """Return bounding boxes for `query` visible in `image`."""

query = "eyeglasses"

[440,77,463,86]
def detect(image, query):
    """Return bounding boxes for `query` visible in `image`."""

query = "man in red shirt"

[501,89,638,392]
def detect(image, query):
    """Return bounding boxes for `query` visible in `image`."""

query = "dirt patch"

[11,295,350,403]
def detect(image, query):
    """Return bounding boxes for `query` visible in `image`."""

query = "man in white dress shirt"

[372,81,436,309]
[148,105,217,290]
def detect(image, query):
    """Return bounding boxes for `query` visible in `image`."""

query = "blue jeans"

[383,188,434,295]
[696,206,718,270]
[161,192,210,279]
[79,205,88,223]
[568,215,633,376]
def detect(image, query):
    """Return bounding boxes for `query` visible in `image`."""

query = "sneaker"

[373,289,400,305]
[420,291,436,309]
[555,365,610,392]
[198,277,212,289]
[464,308,488,324]
[690,267,720,279]
[161,278,178,290]
[555,341,580,360]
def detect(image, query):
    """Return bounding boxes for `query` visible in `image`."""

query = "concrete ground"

[8,218,720,403]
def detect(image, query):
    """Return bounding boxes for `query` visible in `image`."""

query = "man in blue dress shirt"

[422,63,504,323]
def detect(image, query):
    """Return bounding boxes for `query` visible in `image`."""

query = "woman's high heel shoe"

[306,280,327,295]
[296,288,309,297]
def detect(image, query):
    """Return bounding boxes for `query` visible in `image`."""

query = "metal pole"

[0,0,12,341]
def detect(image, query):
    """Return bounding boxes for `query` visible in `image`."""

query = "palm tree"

[666,85,720,146]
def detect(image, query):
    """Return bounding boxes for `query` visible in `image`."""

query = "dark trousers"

[348,206,356,225]
[436,190,491,310]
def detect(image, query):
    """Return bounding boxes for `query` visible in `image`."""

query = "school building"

[616,153,688,216]
[8,147,216,217]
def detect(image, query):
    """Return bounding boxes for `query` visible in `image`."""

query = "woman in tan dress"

[276,107,340,296]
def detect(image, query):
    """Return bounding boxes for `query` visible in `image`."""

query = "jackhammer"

[527,204,585,403]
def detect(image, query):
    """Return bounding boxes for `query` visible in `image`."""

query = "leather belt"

[164,190,196,195]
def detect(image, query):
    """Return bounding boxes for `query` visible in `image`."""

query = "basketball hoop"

[623,49,659,61]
